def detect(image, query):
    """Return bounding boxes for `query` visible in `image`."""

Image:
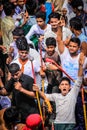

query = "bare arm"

[14,82,36,98]
[57,26,65,54]
[78,52,85,77]
[0,78,8,96]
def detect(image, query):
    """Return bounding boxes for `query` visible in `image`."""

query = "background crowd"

[0,0,87,130]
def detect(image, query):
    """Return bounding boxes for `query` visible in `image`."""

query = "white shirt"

[25,24,51,44]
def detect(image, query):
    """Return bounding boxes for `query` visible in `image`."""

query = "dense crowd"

[0,0,87,130]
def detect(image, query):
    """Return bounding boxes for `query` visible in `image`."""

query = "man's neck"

[52,28,58,33]
[70,53,78,58]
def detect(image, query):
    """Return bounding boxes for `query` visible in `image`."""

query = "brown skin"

[36,18,47,30]
[46,45,55,56]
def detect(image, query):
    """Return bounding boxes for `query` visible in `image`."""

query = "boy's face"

[59,80,71,96]
[46,45,55,56]
[11,70,21,81]
[36,18,45,29]
[50,18,60,29]
[68,41,79,55]
[18,50,28,60]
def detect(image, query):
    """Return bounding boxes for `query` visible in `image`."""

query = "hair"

[3,107,19,124]
[38,0,46,5]
[16,36,29,51]
[35,11,46,21]
[3,2,15,16]
[59,77,71,85]
[69,37,81,47]
[69,17,83,30]
[26,0,38,15]
[9,63,20,74]
[70,0,84,11]
[49,12,61,21]
[12,27,24,36]
[0,1,3,6]
[46,37,56,47]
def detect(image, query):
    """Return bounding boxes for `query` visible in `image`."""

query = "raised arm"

[78,52,85,77]
[57,26,65,54]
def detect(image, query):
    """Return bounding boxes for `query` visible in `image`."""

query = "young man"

[44,12,72,48]
[70,17,87,43]
[11,36,46,90]
[57,26,87,129]
[57,27,84,85]
[33,52,84,130]
[11,36,43,77]
[25,11,51,57]
[0,63,39,123]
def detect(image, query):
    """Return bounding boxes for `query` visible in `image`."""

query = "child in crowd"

[44,37,62,94]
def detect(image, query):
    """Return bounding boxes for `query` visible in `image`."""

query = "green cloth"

[22,24,31,36]
[30,34,38,48]
[22,24,38,48]
[54,123,75,130]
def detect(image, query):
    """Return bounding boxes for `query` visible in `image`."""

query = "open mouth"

[63,89,66,91]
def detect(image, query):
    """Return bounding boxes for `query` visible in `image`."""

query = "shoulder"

[21,74,34,81]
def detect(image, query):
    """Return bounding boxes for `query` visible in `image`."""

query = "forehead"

[47,45,55,48]
[50,18,59,21]
[69,41,78,46]
[36,18,44,22]
[11,70,20,76]
[60,80,69,85]
[19,50,28,53]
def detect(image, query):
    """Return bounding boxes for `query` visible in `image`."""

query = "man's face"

[50,18,60,29]
[17,0,25,8]
[36,18,45,29]
[59,80,71,96]
[68,41,79,55]
[18,50,28,60]
[46,45,55,56]
[11,70,21,81]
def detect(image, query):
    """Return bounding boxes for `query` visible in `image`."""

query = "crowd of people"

[0,0,87,130]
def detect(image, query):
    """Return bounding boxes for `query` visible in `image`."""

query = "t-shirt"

[45,77,82,124]
[5,74,38,122]
[60,47,80,86]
